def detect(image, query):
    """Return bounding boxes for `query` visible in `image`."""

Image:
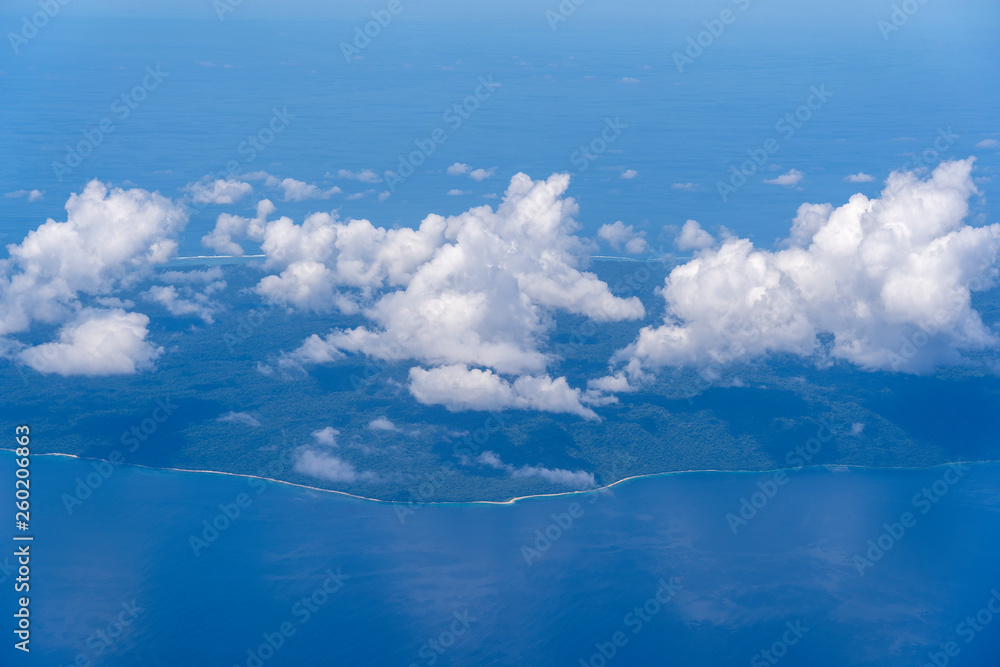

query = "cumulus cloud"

[469,168,496,182]
[671,182,698,191]
[409,366,599,420]
[218,411,261,427]
[142,268,226,323]
[265,176,341,202]
[846,172,875,183]
[201,199,275,256]
[598,221,648,255]
[294,449,373,483]
[975,139,998,149]
[447,189,471,196]
[476,451,596,489]
[182,178,253,205]
[447,162,471,175]
[621,169,638,179]
[234,173,643,416]
[0,180,187,375]
[764,169,804,187]
[335,169,381,183]
[674,220,714,251]
[615,159,1000,376]
[5,189,44,202]
[20,308,162,376]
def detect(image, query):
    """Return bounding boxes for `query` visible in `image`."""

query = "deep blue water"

[2,450,999,666]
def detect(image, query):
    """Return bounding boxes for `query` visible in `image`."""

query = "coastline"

[1,448,994,507]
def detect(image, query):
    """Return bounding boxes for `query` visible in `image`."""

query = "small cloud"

[850,422,865,436]
[476,451,595,489]
[266,176,341,202]
[5,189,44,202]
[294,449,373,483]
[598,220,648,255]
[845,172,875,183]
[976,139,998,149]
[447,162,470,175]
[671,182,698,191]
[218,411,261,427]
[764,169,804,187]
[621,169,638,180]
[345,191,366,200]
[377,191,391,201]
[312,426,339,446]
[368,417,397,431]
[447,189,471,196]
[621,77,640,84]
[469,167,496,182]
[334,169,381,183]
[182,178,252,205]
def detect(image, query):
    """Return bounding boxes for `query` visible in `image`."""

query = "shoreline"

[1,448,994,507]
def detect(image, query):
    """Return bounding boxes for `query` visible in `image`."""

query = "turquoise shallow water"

[2,450,999,666]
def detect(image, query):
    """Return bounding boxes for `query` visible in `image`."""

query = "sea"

[1,451,999,665]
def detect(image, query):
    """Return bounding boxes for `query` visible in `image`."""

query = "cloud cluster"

[1,180,187,375]
[215,173,644,416]
[598,220,648,255]
[476,451,596,489]
[615,159,999,376]
[447,163,496,181]
[142,267,226,324]
[182,178,253,205]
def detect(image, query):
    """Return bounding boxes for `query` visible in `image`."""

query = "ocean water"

[2,450,999,666]
[0,18,998,253]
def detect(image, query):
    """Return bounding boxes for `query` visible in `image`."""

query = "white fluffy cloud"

[476,451,595,489]
[225,173,643,416]
[142,267,226,324]
[598,220,648,255]
[764,169,804,187]
[621,169,638,179]
[410,366,599,420]
[674,220,715,251]
[975,139,998,149]
[19,308,162,376]
[846,172,875,183]
[182,178,253,204]
[616,159,1000,375]
[265,176,342,202]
